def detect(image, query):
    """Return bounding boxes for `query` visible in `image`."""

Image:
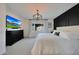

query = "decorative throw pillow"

[54,32,60,36]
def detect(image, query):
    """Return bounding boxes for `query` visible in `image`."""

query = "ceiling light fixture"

[33,10,42,20]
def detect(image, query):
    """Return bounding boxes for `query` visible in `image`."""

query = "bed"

[31,26,79,55]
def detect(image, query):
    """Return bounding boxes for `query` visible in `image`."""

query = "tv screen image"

[6,15,22,29]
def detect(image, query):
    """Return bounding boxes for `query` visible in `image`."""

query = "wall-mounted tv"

[6,15,22,29]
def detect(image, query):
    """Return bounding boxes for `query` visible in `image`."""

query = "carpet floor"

[6,38,36,55]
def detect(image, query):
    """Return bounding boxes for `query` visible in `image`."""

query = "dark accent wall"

[54,4,79,29]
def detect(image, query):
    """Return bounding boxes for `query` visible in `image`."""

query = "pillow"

[53,30,60,36]
[54,32,60,36]
[53,30,58,35]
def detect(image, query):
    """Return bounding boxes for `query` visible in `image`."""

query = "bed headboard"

[54,4,79,30]
[57,26,79,32]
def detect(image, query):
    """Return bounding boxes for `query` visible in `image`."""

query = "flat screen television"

[6,15,22,30]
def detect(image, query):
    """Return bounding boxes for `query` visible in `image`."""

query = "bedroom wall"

[0,4,6,54]
[22,19,30,38]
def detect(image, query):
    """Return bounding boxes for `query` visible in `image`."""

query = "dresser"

[6,30,24,46]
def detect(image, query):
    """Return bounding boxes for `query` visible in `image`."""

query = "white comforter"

[31,33,79,55]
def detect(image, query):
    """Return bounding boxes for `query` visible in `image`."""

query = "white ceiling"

[6,3,77,19]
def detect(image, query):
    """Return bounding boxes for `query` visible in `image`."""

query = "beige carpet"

[6,38,36,55]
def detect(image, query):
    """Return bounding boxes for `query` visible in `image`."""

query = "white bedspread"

[31,33,79,55]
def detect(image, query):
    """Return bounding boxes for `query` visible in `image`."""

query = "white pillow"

[52,30,59,35]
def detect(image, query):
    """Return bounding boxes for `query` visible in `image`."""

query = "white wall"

[22,19,30,38]
[0,4,6,55]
